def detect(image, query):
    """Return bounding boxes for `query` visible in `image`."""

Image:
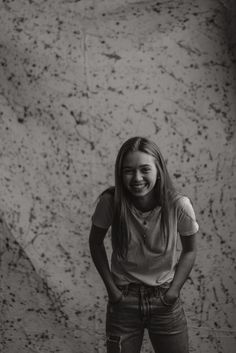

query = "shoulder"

[98,187,115,206]
[176,195,195,210]
[169,192,197,219]
[176,195,192,209]
[168,191,185,208]
[92,187,115,229]
[175,195,198,222]
[174,195,199,235]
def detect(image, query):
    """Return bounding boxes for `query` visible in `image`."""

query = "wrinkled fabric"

[92,193,199,285]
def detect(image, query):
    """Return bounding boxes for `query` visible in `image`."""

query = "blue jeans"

[106,283,189,353]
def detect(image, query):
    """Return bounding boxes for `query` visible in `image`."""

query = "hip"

[106,282,187,335]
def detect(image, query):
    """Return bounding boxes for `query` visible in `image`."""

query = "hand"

[162,288,179,305]
[108,289,123,304]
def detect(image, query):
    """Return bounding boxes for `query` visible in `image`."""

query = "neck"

[130,193,159,212]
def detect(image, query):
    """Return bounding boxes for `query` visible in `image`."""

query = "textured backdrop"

[0,0,235,352]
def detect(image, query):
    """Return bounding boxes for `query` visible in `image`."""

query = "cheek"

[122,175,130,185]
[151,173,158,184]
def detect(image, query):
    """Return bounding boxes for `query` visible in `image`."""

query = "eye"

[122,168,133,175]
[141,167,151,173]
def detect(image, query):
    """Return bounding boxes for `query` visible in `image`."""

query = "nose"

[133,170,143,182]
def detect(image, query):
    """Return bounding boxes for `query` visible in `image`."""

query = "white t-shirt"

[92,192,199,286]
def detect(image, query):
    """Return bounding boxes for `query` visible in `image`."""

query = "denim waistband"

[117,282,171,296]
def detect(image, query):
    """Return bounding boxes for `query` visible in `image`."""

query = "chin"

[130,189,150,197]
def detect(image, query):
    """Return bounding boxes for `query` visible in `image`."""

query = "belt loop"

[123,284,129,296]
[154,286,158,297]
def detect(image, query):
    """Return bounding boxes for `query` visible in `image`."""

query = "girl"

[89,136,199,353]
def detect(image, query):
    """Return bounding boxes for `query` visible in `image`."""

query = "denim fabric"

[106,283,189,353]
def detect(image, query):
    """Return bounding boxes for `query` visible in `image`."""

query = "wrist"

[162,287,180,305]
[168,281,182,294]
[109,292,123,304]
[107,284,122,299]
[165,287,180,300]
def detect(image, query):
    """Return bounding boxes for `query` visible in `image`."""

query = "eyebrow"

[122,164,152,169]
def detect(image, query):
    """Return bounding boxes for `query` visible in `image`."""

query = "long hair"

[109,137,178,258]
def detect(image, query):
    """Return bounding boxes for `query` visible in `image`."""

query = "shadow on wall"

[0,217,80,353]
[226,0,236,55]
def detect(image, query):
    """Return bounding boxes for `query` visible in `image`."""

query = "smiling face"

[122,151,158,199]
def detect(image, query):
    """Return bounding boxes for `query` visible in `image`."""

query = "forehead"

[122,151,156,167]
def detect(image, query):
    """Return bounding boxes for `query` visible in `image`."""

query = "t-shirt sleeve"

[177,196,199,236]
[91,192,114,229]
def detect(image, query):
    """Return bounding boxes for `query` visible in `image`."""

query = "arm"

[164,233,197,303]
[89,224,123,303]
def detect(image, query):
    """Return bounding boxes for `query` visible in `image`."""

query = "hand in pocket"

[161,288,179,306]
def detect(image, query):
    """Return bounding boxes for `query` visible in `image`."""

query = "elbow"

[89,238,97,254]
[89,237,103,254]
[181,248,197,262]
[190,249,197,263]
[191,244,197,258]
[89,225,107,254]
[190,249,197,265]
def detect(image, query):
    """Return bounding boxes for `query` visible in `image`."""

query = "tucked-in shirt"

[92,192,199,286]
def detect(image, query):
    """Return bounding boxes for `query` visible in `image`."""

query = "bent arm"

[165,233,197,302]
[89,224,122,303]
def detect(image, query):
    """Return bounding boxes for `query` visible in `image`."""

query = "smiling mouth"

[130,183,147,191]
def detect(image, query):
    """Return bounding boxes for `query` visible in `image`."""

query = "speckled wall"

[0,0,235,352]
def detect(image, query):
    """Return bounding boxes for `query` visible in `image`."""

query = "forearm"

[170,250,196,293]
[89,241,121,300]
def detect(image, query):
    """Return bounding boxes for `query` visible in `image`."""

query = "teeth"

[131,184,145,190]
